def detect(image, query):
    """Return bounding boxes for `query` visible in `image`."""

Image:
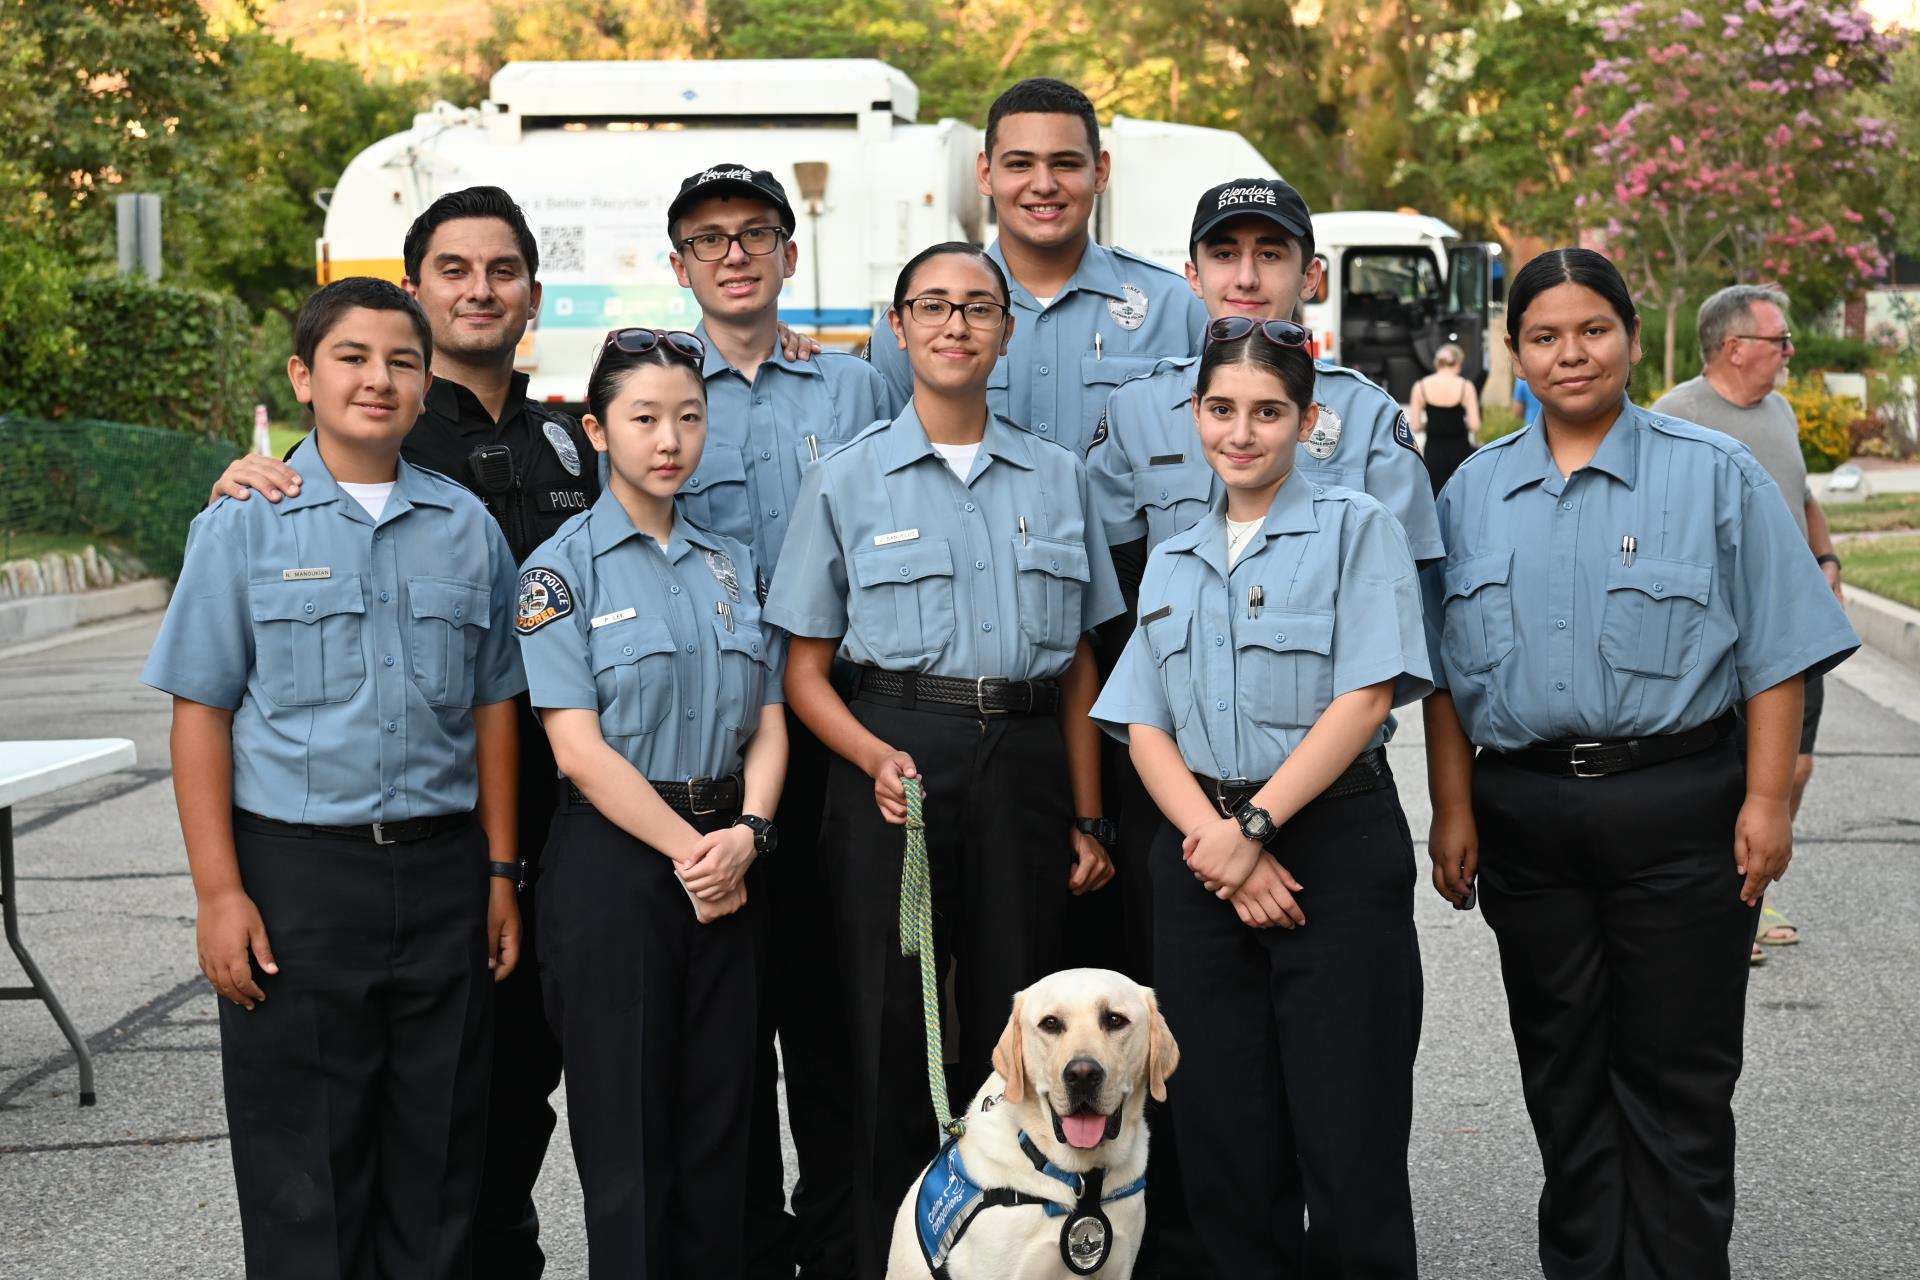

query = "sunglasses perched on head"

[1205,317,1311,348]
[589,327,706,381]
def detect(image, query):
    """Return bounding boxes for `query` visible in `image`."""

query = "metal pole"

[0,806,99,1105]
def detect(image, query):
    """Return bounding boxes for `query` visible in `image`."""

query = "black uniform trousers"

[1474,738,1759,1280]
[221,812,495,1280]
[473,697,567,1279]
[823,697,1073,1280]
[538,802,764,1279]
[745,717,858,1279]
[1151,774,1422,1280]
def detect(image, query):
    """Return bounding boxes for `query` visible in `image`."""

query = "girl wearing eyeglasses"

[514,327,787,1278]
[1090,322,1432,1277]
[764,241,1125,1278]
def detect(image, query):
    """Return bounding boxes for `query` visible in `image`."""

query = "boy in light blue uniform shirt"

[143,278,525,1280]
[863,79,1207,453]
[667,165,893,573]
[1089,177,1443,565]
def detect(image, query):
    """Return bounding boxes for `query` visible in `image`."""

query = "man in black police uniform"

[211,187,590,1279]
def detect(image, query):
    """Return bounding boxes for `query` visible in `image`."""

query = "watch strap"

[488,860,525,888]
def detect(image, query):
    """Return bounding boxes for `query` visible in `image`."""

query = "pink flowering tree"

[1567,0,1902,387]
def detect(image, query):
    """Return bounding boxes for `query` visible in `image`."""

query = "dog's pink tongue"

[1062,1112,1107,1149]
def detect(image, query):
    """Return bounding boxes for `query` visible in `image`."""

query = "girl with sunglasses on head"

[513,326,787,1278]
[764,241,1125,1279]
[1090,322,1432,1278]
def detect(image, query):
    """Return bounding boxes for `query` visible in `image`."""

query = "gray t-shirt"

[1652,377,1810,540]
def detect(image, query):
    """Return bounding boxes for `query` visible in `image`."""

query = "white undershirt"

[1226,515,1265,567]
[931,441,981,482]
[339,480,396,521]
[1032,295,1055,308]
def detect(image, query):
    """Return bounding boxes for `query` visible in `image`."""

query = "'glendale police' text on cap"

[1190,177,1314,256]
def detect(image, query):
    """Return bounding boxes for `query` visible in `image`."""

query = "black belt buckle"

[1568,742,1607,779]
[1211,778,1256,818]
[686,775,719,816]
[976,677,1015,717]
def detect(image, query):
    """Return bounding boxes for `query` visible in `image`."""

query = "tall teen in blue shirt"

[766,242,1124,1280]
[1424,249,1857,1280]
[1091,323,1430,1278]
[144,279,526,1280]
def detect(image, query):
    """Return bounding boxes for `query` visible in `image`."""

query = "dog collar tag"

[1061,1207,1112,1275]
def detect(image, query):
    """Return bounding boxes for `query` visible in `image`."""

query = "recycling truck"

[315,58,1498,405]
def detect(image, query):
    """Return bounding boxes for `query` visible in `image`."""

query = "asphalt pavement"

[2,614,1917,1277]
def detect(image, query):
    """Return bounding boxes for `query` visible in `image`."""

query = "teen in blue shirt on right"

[1423,248,1857,1280]
[1090,321,1430,1278]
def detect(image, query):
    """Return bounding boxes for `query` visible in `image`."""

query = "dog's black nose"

[1063,1057,1105,1093]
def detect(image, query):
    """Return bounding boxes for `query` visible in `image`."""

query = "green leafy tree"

[1567,0,1902,386]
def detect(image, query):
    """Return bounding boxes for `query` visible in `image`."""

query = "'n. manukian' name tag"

[590,607,637,629]
[873,528,920,547]
[1148,454,1185,466]
[282,567,331,581]
[1140,605,1172,625]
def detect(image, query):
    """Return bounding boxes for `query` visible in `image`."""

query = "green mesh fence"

[0,416,240,581]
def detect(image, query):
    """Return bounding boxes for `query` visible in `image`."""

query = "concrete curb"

[0,579,171,648]
[1843,584,1920,675]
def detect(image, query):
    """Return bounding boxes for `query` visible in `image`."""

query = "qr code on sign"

[541,225,585,274]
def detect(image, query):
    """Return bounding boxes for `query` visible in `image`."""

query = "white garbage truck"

[315,58,1499,405]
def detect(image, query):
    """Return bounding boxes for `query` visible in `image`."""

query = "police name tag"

[282,567,331,581]
[873,528,920,547]
[590,607,637,629]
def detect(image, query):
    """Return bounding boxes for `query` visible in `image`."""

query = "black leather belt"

[563,773,743,817]
[847,665,1061,717]
[1491,711,1736,778]
[234,809,471,846]
[1191,747,1389,819]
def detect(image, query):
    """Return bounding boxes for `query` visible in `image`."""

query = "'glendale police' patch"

[1088,411,1109,448]
[543,421,582,477]
[1304,403,1344,460]
[1107,284,1149,331]
[516,568,573,634]
[1394,410,1418,452]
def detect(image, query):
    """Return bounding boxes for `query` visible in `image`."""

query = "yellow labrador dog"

[887,968,1179,1279]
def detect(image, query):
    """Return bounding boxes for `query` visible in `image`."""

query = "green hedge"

[60,277,256,447]
[0,416,238,580]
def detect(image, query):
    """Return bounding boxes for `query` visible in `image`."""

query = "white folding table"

[0,738,138,1106]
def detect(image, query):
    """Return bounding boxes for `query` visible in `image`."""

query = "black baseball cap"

[1190,177,1314,259]
[667,164,796,237]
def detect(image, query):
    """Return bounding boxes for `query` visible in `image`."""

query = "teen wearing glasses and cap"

[665,161,892,1280]
[1091,320,1431,1278]
[514,327,787,1278]
[765,242,1125,1280]
[1424,250,1857,1280]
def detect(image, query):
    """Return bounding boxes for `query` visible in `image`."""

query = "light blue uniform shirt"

[764,403,1125,679]
[1091,473,1431,780]
[515,491,782,782]
[1088,355,1445,560]
[1424,401,1858,751]
[678,320,893,574]
[864,240,1208,454]
[141,435,526,826]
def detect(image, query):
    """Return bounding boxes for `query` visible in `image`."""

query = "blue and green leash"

[900,776,966,1140]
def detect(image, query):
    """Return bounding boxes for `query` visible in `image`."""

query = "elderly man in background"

[1653,284,1847,959]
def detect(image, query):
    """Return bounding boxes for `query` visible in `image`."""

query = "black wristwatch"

[1816,552,1842,570]
[489,860,526,891]
[1234,804,1276,847]
[1074,816,1118,849]
[733,814,779,855]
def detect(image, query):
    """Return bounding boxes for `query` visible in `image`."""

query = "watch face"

[760,824,779,854]
[1240,808,1273,840]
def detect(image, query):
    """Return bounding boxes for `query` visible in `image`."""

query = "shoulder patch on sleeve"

[756,564,769,606]
[1394,411,1418,452]
[516,567,574,635]
[1089,411,1109,448]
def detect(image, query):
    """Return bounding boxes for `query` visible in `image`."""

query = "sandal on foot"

[1758,904,1800,946]
[1750,940,1768,966]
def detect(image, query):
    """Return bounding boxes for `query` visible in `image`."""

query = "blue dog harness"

[913,1130,1148,1277]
